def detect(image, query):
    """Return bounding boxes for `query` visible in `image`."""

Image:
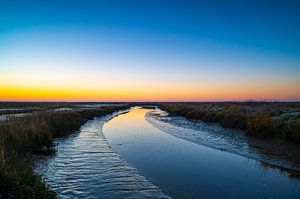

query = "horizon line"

[0,100,299,103]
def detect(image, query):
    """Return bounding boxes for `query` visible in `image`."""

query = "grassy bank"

[158,102,300,144]
[0,102,124,115]
[0,105,129,199]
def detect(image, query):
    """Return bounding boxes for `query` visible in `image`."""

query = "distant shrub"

[285,117,300,144]
[201,111,222,123]
[185,109,205,119]
[220,106,248,130]
[246,111,278,137]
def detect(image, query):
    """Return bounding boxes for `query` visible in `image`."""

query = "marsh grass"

[0,105,129,198]
[159,102,300,144]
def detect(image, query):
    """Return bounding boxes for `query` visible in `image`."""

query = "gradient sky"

[1,0,299,101]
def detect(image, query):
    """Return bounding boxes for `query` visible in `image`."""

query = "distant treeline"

[157,102,300,144]
[0,105,129,199]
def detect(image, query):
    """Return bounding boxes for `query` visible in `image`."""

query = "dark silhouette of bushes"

[284,116,300,143]
[0,163,57,199]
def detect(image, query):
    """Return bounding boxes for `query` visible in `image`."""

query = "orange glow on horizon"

[1,81,299,101]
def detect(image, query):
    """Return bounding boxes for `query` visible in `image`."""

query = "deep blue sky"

[0,0,299,100]
[1,0,299,54]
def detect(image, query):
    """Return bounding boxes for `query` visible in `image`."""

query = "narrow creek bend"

[34,111,170,199]
[103,108,300,199]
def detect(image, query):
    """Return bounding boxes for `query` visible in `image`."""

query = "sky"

[0,0,299,101]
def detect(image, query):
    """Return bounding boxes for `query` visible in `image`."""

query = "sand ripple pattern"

[35,113,170,199]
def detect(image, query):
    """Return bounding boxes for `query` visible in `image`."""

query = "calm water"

[145,109,300,171]
[35,107,300,199]
[103,108,300,199]
[35,111,170,199]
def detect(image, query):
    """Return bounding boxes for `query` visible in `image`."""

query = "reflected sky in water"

[103,108,300,199]
[35,110,170,199]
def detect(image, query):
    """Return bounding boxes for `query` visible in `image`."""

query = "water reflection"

[35,111,170,199]
[146,108,300,171]
[103,108,300,199]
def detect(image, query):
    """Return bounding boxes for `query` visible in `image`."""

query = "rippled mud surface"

[146,108,300,172]
[34,111,170,199]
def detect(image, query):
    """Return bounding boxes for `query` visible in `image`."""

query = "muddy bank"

[103,108,300,199]
[146,108,300,173]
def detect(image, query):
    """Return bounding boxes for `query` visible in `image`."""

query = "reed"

[0,105,129,198]
[159,102,300,143]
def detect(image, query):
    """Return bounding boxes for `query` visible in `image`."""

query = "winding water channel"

[36,107,300,199]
